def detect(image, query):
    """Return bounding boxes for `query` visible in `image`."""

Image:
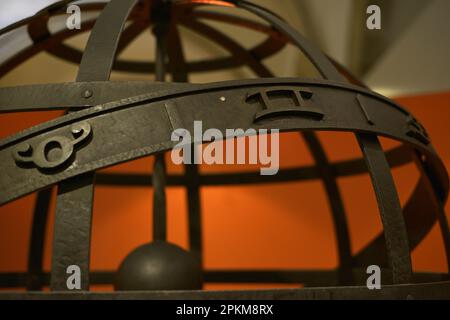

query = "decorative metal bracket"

[12,122,92,169]
[246,86,324,122]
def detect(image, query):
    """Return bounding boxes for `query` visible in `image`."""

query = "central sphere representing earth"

[115,241,203,290]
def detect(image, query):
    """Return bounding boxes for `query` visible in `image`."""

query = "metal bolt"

[83,89,93,99]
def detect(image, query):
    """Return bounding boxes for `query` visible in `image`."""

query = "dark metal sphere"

[115,241,203,291]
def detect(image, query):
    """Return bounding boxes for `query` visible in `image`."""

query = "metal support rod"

[165,21,203,260]
[151,0,171,242]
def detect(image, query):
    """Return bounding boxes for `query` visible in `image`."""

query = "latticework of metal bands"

[0,0,449,299]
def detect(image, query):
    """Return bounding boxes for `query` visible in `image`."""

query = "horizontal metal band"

[0,78,412,115]
[0,81,194,112]
[0,280,449,300]
[0,78,446,206]
[0,2,286,77]
[92,145,411,186]
[0,270,447,288]
[1,78,446,273]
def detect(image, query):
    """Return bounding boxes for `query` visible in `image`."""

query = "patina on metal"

[0,0,449,299]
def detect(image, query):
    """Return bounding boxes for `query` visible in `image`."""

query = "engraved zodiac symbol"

[12,122,92,169]
[246,86,324,122]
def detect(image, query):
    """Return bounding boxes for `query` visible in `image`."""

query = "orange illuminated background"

[0,91,449,291]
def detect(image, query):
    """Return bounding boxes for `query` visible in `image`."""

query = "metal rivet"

[72,127,82,134]
[219,96,226,102]
[83,89,93,99]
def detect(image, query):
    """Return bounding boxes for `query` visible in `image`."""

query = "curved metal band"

[0,6,98,77]
[91,144,411,188]
[357,133,412,283]
[0,0,448,290]
[321,60,445,268]
[234,0,344,81]
[0,79,444,198]
[171,11,352,276]
[0,81,194,112]
[233,0,414,283]
[50,0,138,291]
[50,8,286,74]
[76,0,138,81]
[1,79,447,273]
[0,2,286,77]
[180,18,272,77]
[0,79,422,151]
[179,15,351,275]
[41,18,150,74]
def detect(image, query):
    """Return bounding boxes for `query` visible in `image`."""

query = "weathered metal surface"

[0,0,448,298]
[51,0,138,291]
[357,133,412,283]
[1,80,444,204]
[0,281,449,300]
